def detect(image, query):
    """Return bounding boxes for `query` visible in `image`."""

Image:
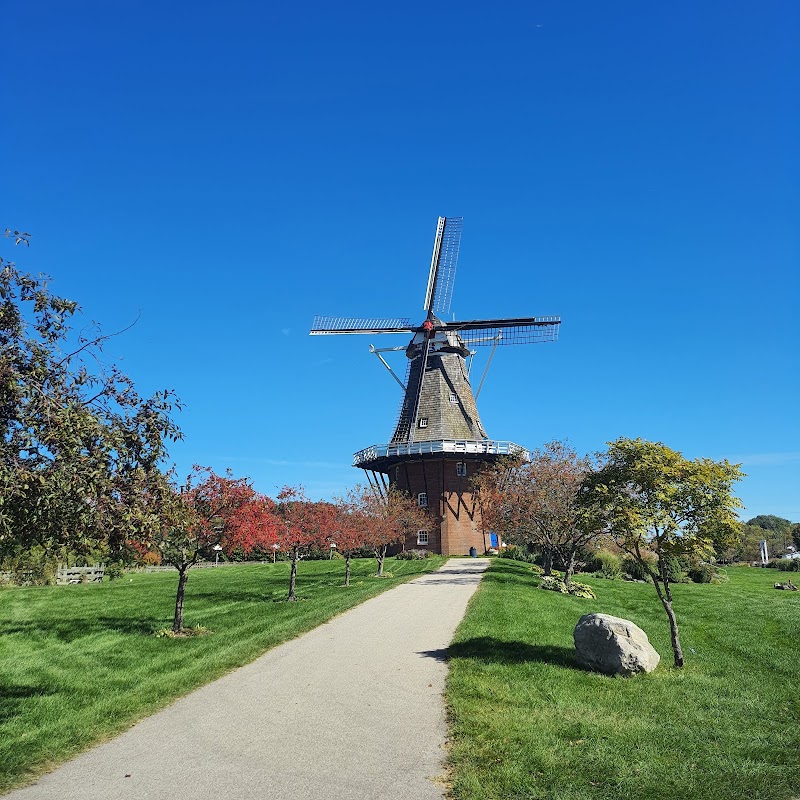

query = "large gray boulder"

[573,613,660,676]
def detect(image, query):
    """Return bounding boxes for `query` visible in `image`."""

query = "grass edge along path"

[0,556,445,794]
[445,559,800,800]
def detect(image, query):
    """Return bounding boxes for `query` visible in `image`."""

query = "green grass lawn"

[446,560,800,800]
[0,555,444,793]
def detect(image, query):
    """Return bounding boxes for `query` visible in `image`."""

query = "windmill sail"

[451,316,561,346]
[310,316,414,335]
[423,217,462,317]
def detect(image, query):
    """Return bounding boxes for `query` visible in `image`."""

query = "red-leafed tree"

[473,441,601,585]
[154,466,257,632]
[331,491,371,586]
[358,485,433,576]
[224,494,280,559]
[275,486,333,601]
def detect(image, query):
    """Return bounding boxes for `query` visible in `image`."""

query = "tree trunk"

[652,574,684,668]
[542,548,553,576]
[287,547,298,601]
[172,566,189,633]
[345,553,351,587]
[376,545,386,577]
[563,550,577,587]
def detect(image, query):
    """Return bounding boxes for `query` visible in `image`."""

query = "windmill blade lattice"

[453,316,561,347]
[423,217,463,317]
[311,316,414,335]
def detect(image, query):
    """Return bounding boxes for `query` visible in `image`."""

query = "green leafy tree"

[583,438,744,667]
[793,523,800,552]
[0,232,181,561]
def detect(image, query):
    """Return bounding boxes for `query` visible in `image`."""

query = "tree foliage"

[582,437,744,667]
[746,514,792,533]
[473,441,601,584]
[331,489,371,586]
[152,466,260,632]
[275,486,332,600]
[0,234,181,561]
[356,484,432,576]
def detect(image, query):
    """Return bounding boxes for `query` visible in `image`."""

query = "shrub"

[2,547,57,586]
[566,580,597,599]
[396,549,432,560]
[663,554,685,583]
[539,575,597,599]
[105,562,125,581]
[776,558,800,572]
[590,550,622,580]
[622,554,655,582]
[540,575,567,593]
[683,559,727,584]
[500,545,536,563]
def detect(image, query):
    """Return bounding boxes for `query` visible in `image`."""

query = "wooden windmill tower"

[310,217,560,555]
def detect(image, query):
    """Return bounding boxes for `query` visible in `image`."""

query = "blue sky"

[4,0,798,520]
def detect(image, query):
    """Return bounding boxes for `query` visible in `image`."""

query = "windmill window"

[417,530,429,546]
[456,462,467,477]
[418,417,428,428]
[417,492,428,508]
[449,393,458,404]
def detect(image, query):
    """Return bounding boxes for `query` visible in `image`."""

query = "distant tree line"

[727,515,800,562]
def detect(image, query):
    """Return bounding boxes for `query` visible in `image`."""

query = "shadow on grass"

[0,616,160,640]
[480,570,539,589]
[0,683,56,722]
[440,636,578,669]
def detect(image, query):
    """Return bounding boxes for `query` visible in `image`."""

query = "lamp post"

[272,543,280,563]
[212,544,222,567]
[329,542,337,560]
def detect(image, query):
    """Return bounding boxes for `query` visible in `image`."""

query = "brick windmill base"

[353,441,528,556]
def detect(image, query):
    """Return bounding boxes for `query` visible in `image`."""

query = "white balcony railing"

[352,439,529,467]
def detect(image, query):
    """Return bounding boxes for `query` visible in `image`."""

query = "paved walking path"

[10,558,490,800]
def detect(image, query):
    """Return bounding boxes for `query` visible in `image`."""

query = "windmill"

[310,217,560,555]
